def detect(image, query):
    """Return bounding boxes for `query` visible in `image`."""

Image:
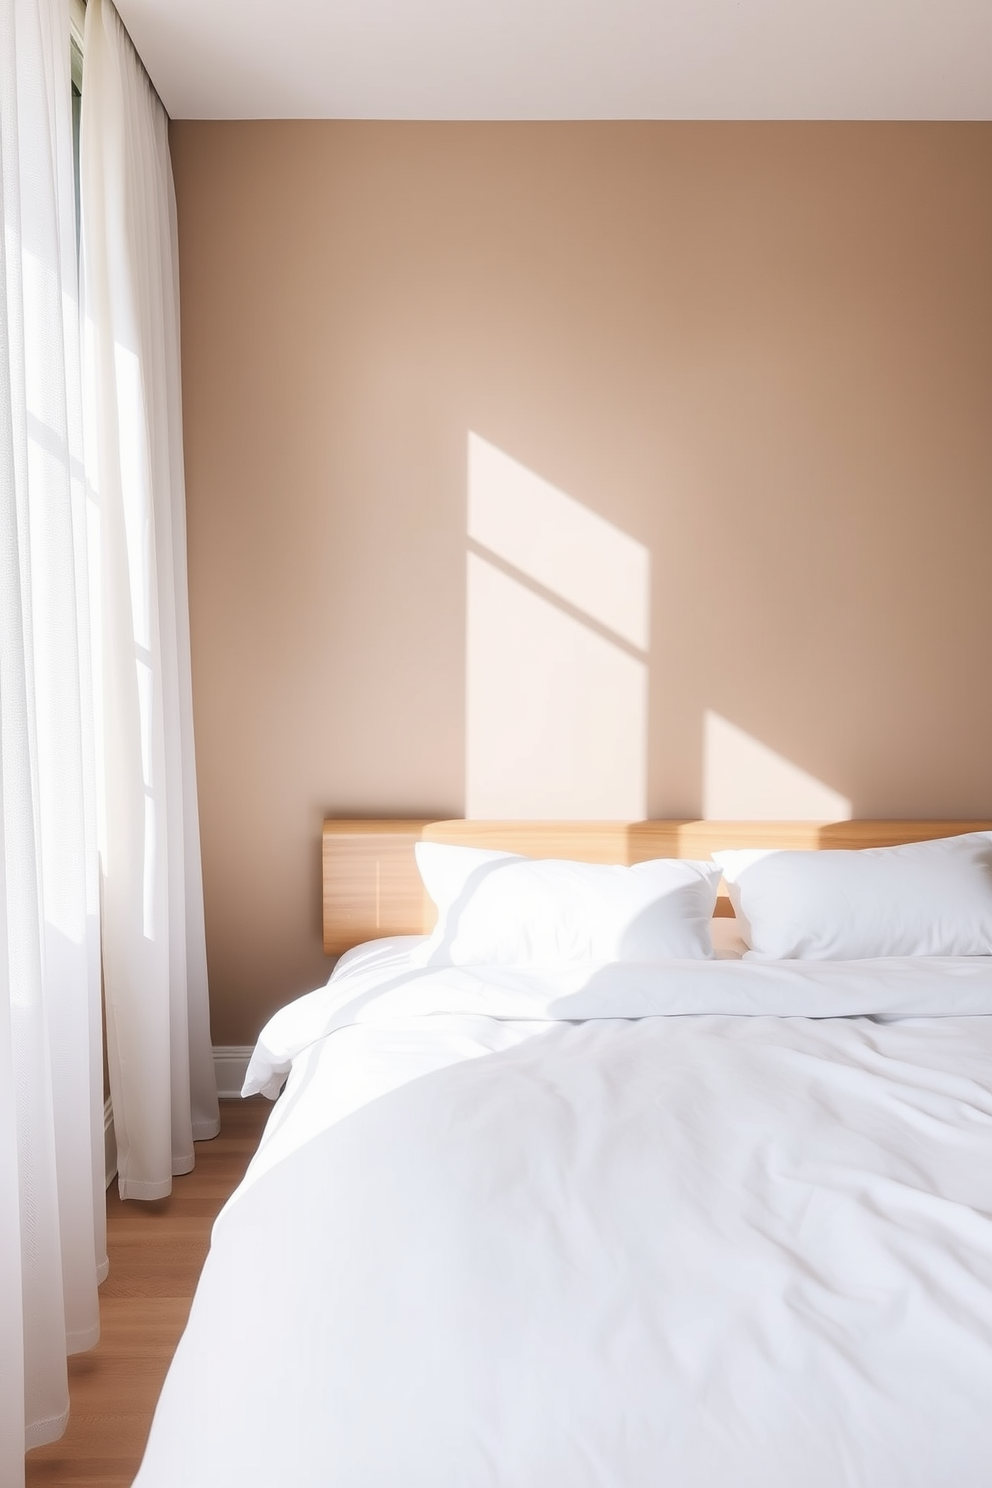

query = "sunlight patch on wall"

[468,435,650,651]
[466,434,649,819]
[703,711,851,821]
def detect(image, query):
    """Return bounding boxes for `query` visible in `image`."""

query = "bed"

[134,819,992,1487]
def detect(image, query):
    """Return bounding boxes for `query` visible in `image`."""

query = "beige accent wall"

[169,122,992,1046]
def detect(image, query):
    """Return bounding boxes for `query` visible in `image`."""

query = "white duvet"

[134,946,992,1487]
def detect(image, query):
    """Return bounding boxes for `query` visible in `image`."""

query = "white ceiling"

[113,0,992,122]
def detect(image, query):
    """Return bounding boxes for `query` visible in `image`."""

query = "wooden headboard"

[322,819,992,956]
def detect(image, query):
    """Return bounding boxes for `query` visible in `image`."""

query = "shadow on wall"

[467,432,851,823]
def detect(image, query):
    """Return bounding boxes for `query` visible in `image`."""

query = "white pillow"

[714,832,992,960]
[412,841,722,966]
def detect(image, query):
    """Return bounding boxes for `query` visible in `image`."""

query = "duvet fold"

[244,951,992,1097]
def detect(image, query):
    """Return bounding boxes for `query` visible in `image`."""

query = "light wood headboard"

[322,819,992,956]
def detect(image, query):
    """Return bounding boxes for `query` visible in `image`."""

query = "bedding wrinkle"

[752,1156,992,1385]
[243,955,992,1101]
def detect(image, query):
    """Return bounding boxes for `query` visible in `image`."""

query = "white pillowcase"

[714,832,992,960]
[412,841,722,966]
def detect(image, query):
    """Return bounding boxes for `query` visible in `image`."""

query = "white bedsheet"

[135,951,992,1487]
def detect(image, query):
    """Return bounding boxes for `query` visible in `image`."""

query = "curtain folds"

[80,0,219,1199]
[2,0,218,1474]
[1,0,104,1479]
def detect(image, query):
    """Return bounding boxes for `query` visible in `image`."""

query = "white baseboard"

[213,1045,254,1100]
[104,1097,117,1190]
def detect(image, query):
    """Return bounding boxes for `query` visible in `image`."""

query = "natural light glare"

[83,320,107,864]
[23,247,59,424]
[468,433,650,651]
[143,793,157,942]
[112,340,161,940]
[114,341,151,651]
[26,430,84,946]
[466,436,650,819]
[703,711,851,820]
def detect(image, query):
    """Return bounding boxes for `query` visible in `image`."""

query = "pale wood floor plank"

[25,1097,270,1488]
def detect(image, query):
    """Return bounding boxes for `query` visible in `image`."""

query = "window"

[70,0,84,249]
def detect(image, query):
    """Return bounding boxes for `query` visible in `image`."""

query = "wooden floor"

[25,1098,271,1488]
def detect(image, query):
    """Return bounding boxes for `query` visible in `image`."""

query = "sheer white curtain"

[80,0,219,1198]
[1,0,104,1480]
